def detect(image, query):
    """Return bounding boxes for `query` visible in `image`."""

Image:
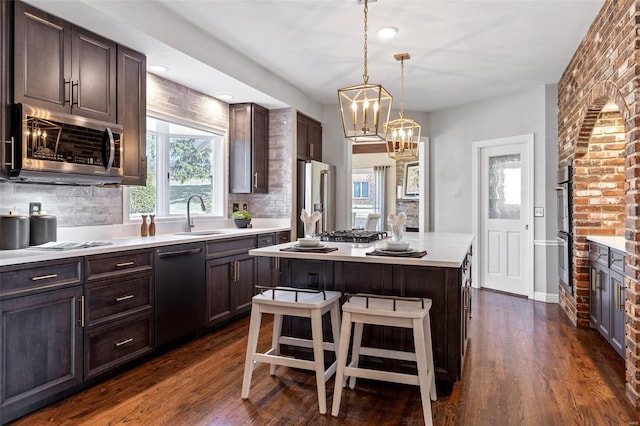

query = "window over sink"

[126,116,225,219]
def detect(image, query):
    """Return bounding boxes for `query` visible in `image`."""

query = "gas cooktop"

[318,230,388,243]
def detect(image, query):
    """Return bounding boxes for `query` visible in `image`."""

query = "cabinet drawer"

[85,313,153,379]
[276,231,290,244]
[86,273,152,325]
[610,249,625,274]
[0,258,82,298]
[206,236,257,258]
[589,243,608,266]
[86,249,152,280]
[257,233,275,247]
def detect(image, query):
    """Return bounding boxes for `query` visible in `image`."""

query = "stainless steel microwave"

[3,104,123,184]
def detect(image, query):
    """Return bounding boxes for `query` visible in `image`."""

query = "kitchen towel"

[300,209,322,237]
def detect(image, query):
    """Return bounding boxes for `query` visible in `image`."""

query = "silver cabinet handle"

[254,172,258,189]
[31,273,58,281]
[64,79,72,105]
[71,80,79,106]
[115,338,133,347]
[116,262,135,268]
[116,295,134,302]
[79,295,85,328]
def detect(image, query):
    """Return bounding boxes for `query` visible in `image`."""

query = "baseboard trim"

[534,239,558,247]
[534,291,559,303]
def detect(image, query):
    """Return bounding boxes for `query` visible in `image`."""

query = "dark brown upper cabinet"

[296,112,322,161]
[117,45,147,186]
[229,103,269,194]
[1,0,8,145]
[13,1,117,123]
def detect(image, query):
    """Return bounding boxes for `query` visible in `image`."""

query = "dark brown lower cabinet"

[0,286,84,424]
[589,242,626,358]
[205,254,255,327]
[278,253,471,392]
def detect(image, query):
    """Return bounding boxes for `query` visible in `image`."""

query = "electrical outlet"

[243,203,248,212]
[534,207,544,217]
[29,202,41,215]
[232,203,239,212]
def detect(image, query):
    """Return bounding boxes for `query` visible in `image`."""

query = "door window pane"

[488,154,521,219]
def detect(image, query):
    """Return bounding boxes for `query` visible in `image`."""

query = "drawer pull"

[116,261,135,268]
[115,338,134,347]
[31,273,58,281]
[116,295,134,302]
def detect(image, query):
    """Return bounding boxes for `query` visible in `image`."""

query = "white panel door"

[481,143,529,296]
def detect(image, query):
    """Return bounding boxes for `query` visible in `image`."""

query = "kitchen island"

[249,232,474,392]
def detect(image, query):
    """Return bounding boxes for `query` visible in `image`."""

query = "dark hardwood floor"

[10,289,640,425]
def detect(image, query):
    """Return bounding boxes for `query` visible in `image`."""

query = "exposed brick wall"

[557,0,640,406]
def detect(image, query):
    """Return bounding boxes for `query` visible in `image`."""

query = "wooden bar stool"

[331,294,437,425]
[241,286,341,414]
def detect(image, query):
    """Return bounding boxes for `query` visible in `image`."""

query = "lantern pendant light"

[338,0,393,143]
[385,53,421,160]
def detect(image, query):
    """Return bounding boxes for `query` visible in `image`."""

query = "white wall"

[428,85,559,300]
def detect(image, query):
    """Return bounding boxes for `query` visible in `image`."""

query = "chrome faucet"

[185,194,206,232]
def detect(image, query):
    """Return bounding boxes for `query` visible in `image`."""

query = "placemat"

[280,246,339,253]
[366,250,427,258]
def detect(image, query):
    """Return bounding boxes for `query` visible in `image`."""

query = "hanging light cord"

[400,57,405,119]
[363,0,369,84]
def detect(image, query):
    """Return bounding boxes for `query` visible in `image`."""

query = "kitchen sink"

[173,230,226,236]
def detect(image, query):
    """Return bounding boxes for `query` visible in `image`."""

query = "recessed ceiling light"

[377,26,398,39]
[218,94,234,101]
[148,65,168,73]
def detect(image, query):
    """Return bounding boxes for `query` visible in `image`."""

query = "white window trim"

[123,109,229,224]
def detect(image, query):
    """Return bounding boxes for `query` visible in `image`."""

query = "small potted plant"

[232,210,252,228]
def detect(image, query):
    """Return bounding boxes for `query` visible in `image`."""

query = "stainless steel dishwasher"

[155,242,205,347]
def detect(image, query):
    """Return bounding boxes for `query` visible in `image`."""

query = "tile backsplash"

[0,181,123,226]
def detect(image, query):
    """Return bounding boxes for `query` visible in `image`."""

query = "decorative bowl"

[385,241,410,251]
[297,237,320,247]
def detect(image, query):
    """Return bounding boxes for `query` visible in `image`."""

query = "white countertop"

[586,235,626,253]
[249,232,474,268]
[0,226,291,267]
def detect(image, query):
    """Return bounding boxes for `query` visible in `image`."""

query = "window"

[129,116,225,218]
[353,181,369,199]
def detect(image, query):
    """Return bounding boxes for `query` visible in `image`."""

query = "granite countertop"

[0,226,291,267]
[586,235,626,253]
[249,232,474,268]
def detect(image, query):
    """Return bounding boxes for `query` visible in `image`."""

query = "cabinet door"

[205,257,234,327]
[296,115,310,159]
[229,104,251,193]
[118,45,147,185]
[252,104,268,193]
[71,27,116,122]
[1,0,7,149]
[0,286,83,423]
[234,254,256,315]
[596,263,610,340]
[308,118,322,161]
[14,1,71,112]
[610,270,625,358]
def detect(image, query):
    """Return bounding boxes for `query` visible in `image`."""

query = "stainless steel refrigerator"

[296,160,336,238]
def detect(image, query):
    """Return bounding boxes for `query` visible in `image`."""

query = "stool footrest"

[279,336,337,352]
[345,363,421,387]
[358,346,417,363]
[253,353,316,371]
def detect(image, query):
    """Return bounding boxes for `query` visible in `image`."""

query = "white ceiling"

[28,0,605,113]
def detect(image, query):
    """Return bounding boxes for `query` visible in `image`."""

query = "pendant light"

[385,53,421,160]
[338,0,393,143]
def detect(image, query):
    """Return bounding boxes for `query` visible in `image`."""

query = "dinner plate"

[292,243,327,251]
[376,248,415,255]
